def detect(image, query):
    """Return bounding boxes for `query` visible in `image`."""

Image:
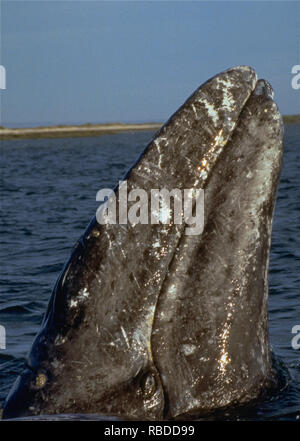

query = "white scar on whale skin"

[216,77,237,113]
[197,97,220,126]
[70,287,89,308]
[154,137,169,168]
[182,344,197,356]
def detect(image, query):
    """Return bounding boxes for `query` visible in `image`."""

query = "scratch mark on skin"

[120,247,127,261]
[82,355,93,366]
[191,104,198,119]
[142,160,167,174]
[121,326,130,349]
[234,220,246,233]
[132,273,141,290]
[216,253,228,269]
[101,326,118,343]
[182,155,193,165]
[133,170,160,185]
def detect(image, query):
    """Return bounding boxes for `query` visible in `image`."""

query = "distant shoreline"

[0,122,162,141]
[0,116,299,141]
[282,115,300,124]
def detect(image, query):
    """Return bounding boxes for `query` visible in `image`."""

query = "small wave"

[0,303,36,314]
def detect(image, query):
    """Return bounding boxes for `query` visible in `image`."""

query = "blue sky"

[1,0,299,127]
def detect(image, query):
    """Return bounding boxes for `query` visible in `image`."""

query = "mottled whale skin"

[3,66,283,420]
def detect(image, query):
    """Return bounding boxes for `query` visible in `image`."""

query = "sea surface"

[0,126,299,420]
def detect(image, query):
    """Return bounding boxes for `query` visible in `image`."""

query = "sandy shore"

[1,116,298,141]
[0,123,162,140]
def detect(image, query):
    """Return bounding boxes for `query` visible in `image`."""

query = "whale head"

[2,66,283,420]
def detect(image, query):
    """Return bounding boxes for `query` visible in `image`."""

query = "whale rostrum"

[2,66,284,420]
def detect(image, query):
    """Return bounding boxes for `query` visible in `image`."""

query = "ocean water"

[0,126,299,420]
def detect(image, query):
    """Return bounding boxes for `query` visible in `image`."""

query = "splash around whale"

[2,66,284,420]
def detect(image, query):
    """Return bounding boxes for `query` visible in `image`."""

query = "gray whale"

[2,66,284,420]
